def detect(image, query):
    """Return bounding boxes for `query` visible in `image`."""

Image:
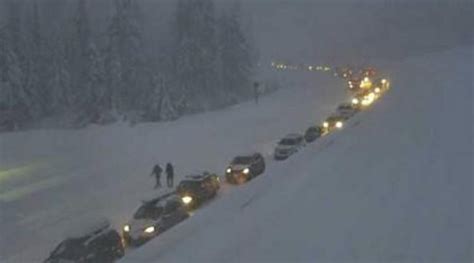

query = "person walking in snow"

[166,162,174,188]
[151,163,163,189]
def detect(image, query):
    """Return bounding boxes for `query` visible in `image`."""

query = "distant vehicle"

[225,153,266,184]
[304,126,323,143]
[45,219,124,263]
[351,89,377,108]
[362,67,376,77]
[348,76,361,90]
[274,134,305,160]
[373,78,390,93]
[122,193,188,247]
[322,114,345,133]
[177,172,220,208]
[336,103,358,119]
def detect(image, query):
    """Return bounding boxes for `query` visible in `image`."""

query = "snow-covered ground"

[0,70,346,262]
[119,47,473,262]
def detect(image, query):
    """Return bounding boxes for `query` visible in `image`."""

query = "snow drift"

[121,47,473,262]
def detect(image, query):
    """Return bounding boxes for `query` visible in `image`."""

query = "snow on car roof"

[284,133,303,139]
[142,192,177,205]
[63,215,110,239]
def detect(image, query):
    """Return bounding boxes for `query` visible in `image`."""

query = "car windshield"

[133,205,163,220]
[232,156,253,165]
[178,181,202,191]
[49,239,84,260]
[279,138,297,145]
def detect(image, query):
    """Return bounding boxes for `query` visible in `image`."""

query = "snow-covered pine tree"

[104,0,148,114]
[23,1,46,118]
[172,0,220,113]
[218,1,254,101]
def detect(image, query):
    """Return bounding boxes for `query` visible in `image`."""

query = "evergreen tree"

[172,0,219,112]
[104,0,147,113]
[218,1,254,102]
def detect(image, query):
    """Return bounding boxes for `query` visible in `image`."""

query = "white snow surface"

[1,47,472,262]
[0,69,344,262]
[120,47,473,262]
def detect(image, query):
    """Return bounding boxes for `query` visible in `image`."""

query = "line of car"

[44,67,390,263]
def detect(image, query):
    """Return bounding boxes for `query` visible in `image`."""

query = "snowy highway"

[0,71,346,262]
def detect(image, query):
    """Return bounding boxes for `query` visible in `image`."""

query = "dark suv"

[122,193,189,247]
[45,220,124,263]
[177,173,220,209]
[225,153,265,184]
[304,126,323,143]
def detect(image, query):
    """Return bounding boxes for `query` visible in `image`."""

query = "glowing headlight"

[243,168,250,174]
[123,225,130,232]
[182,196,193,205]
[381,79,387,84]
[144,226,155,233]
[323,122,329,128]
[226,168,232,174]
[352,98,359,105]
[336,121,343,129]
[364,77,369,82]
[308,66,313,71]
[374,87,381,93]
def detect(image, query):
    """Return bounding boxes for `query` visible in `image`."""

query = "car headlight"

[144,226,155,233]
[352,98,359,105]
[374,87,381,93]
[243,168,250,174]
[336,121,343,129]
[381,79,387,84]
[323,122,329,128]
[182,196,193,205]
[226,168,232,174]
[123,225,130,232]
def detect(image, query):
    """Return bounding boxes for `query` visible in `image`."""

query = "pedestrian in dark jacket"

[166,162,174,188]
[151,164,163,189]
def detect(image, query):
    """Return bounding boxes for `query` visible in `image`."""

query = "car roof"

[338,103,352,108]
[284,133,303,139]
[327,114,344,120]
[64,217,111,240]
[142,192,177,206]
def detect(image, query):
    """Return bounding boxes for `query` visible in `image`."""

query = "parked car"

[304,126,323,143]
[322,114,345,133]
[122,193,189,247]
[44,219,124,263]
[225,153,266,184]
[336,103,358,119]
[274,134,305,160]
[177,172,220,209]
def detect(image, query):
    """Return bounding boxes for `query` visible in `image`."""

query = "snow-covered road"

[121,47,473,262]
[0,71,346,262]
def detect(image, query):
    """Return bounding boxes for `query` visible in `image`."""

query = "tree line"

[0,0,257,130]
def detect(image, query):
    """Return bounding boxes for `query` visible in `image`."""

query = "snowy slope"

[0,71,346,262]
[121,47,473,262]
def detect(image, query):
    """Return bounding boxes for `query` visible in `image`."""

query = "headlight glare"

[182,196,193,205]
[123,225,130,232]
[243,168,250,174]
[144,226,155,233]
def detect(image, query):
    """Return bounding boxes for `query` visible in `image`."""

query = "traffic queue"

[43,66,390,263]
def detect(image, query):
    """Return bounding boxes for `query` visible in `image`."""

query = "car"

[177,172,220,208]
[322,114,345,133]
[304,126,323,143]
[122,192,189,247]
[225,153,265,184]
[44,219,124,263]
[274,134,305,160]
[373,78,390,93]
[351,89,376,109]
[336,103,358,119]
